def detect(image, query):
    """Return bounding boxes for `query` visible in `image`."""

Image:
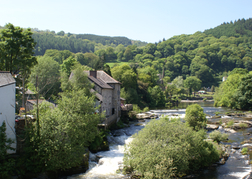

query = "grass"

[226,120,234,128]
[105,61,130,68]
[239,123,248,128]
[241,147,248,155]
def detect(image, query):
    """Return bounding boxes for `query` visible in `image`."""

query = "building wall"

[94,84,102,94]
[0,84,16,153]
[111,83,121,121]
[101,88,113,117]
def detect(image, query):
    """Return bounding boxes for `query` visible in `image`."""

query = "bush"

[142,107,150,112]
[133,104,142,113]
[241,147,248,155]
[123,119,220,178]
[239,123,248,128]
[184,104,207,131]
[226,120,234,128]
[209,130,229,143]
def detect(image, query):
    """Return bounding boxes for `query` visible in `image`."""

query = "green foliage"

[184,104,207,131]
[60,56,78,76]
[23,68,101,172]
[209,130,229,143]
[184,76,201,96]
[111,64,137,89]
[32,32,95,56]
[133,104,142,113]
[29,56,61,99]
[148,86,166,107]
[214,70,246,108]
[89,129,109,152]
[60,65,93,94]
[241,147,248,155]
[123,119,219,178]
[226,120,234,128]
[204,18,252,38]
[233,74,252,110]
[239,123,248,128]
[29,89,101,171]
[0,121,15,178]
[142,107,150,112]
[0,23,37,74]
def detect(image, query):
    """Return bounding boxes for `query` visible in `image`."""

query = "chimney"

[90,71,97,78]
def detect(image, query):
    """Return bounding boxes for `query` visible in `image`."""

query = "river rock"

[89,152,98,162]
[218,158,226,165]
[224,128,236,133]
[232,145,241,150]
[206,124,219,130]
[98,160,104,166]
[112,130,125,136]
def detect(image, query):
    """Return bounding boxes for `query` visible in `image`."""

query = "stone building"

[84,71,121,127]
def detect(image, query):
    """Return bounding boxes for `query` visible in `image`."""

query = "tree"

[33,90,100,171]
[123,118,219,178]
[0,23,37,74]
[214,72,245,108]
[29,56,60,99]
[111,64,137,89]
[60,57,78,76]
[148,85,166,107]
[184,76,201,96]
[233,73,252,110]
[28,67,100,171]
[184,104,207,131]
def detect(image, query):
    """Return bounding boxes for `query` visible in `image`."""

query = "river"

[69,101,252,179]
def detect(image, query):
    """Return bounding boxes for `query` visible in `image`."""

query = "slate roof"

[0,71,16,88]
[96,71,121,84]
[88,76,113,89]
[90,89,103,101]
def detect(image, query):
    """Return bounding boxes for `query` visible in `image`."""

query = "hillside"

[31,29,147,56]
[204,18,252,38]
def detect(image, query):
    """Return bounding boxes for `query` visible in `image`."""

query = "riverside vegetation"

[123,104,228,178]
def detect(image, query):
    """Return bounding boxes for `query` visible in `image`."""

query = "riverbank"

[181,99,214,103]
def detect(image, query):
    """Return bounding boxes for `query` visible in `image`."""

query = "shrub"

[184,104,207,131]
[209,130,229,143]
[123,119,219,178]
[226,120,234,128]
[133,104,142,113]
[142,107,150,112]
[239,123,248,128]
[241,147,248,155]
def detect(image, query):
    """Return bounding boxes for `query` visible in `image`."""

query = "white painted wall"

[0,83,16,153]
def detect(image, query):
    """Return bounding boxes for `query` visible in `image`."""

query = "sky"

[1,0,251,43]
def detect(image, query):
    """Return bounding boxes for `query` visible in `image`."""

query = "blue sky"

[1,0,251,43]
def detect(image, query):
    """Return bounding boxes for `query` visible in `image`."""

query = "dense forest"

[31,29,147,56]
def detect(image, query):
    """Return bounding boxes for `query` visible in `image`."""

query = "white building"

[0,72,16,153]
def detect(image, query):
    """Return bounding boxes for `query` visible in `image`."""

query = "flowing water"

[69,101,252,179]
